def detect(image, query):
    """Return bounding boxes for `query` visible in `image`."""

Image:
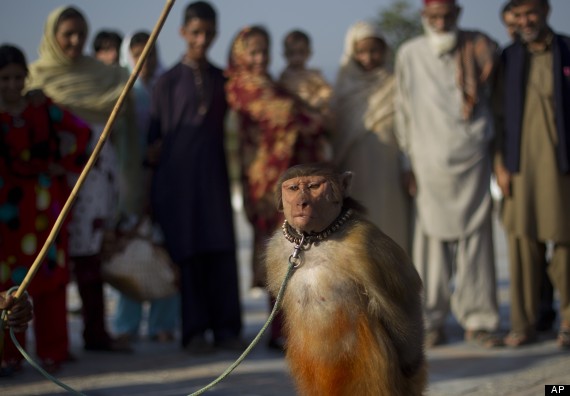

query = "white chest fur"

[283,240,362,320]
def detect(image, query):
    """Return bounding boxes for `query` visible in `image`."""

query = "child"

[331,21,412,254]
[93,30,123,65]
[112,31,179,344]
[278,29,332,116]
[147,1,244,353]
[278,30,333,160]
[0,44,90,373]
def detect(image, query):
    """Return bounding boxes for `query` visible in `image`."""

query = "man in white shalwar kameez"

[394,0,503,348]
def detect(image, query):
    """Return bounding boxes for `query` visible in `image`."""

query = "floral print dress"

[0,99,90,295]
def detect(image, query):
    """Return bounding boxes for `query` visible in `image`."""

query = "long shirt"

[395,35,494,239]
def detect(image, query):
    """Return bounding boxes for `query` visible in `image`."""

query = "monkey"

[265,163,427,396]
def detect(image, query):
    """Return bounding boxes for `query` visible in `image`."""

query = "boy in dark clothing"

[147,1,243,353]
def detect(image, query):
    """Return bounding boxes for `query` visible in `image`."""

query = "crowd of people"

[0,0,568,379]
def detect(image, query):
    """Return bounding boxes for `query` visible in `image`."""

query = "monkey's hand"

[0,291,33,333]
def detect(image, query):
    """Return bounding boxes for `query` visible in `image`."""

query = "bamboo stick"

[10,0,176,300]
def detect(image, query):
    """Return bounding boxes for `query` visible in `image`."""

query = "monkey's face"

[281,176,342,233]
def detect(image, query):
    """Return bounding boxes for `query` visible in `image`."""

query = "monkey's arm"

[264,232,291,298]
[351,220,425,370]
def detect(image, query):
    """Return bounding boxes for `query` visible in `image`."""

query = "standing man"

[494,0,570,348]
[500,0,557,334]
[395,0,502,348]
[146,1,243,353]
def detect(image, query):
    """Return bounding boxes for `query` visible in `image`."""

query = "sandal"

[557,327,570,349]
[465,330,504,348]
[504,331,537,347]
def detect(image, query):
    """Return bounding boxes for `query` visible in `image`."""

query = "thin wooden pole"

[11,0,176,300]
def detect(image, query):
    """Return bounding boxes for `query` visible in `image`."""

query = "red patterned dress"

[0,99,90,367]
[225,27,328,288]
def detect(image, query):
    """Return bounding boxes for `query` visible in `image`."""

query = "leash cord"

[188,256,297,396]
[0,250,297,396]
[0,286,86,395]
[9,327,86,395]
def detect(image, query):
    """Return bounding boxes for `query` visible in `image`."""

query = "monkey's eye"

[308,182,321,190]
[286,185,300,191]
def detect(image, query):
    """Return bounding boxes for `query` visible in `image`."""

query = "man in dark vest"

[494,0,570,348]
[500,0,557,333]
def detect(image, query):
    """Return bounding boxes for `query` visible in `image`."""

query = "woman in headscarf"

[225,25,327,349]
[26,6,137,352]
[331,20,412,253]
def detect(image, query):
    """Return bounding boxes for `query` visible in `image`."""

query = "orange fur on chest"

[266,219,426,396]
[286,309,394,396]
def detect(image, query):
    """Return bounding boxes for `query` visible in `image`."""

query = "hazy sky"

[2,0,570,81]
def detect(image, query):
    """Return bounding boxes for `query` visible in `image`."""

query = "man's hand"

[494,162,512,198]
[0,291,33,333]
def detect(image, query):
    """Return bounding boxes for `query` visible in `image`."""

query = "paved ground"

[1,206,569,396]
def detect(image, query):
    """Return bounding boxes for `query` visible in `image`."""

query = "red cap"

[424,0,456,5]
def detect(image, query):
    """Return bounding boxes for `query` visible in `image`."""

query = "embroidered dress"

[225,27,327,287]
[0,100,89,293]
[0,99,90,364]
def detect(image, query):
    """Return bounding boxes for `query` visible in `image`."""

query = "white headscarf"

[332,20,396,164]
[340,20,387,66]
[27,6,129,124]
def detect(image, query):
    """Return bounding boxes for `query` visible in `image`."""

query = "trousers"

[413,216,500,332]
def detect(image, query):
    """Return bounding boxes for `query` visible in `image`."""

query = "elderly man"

[494,0,570,348]
[395,0,502,348]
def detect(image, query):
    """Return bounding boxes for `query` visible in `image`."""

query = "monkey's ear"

[340,171,353,197]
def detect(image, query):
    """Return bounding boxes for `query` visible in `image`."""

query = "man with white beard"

[394,0,503,348]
